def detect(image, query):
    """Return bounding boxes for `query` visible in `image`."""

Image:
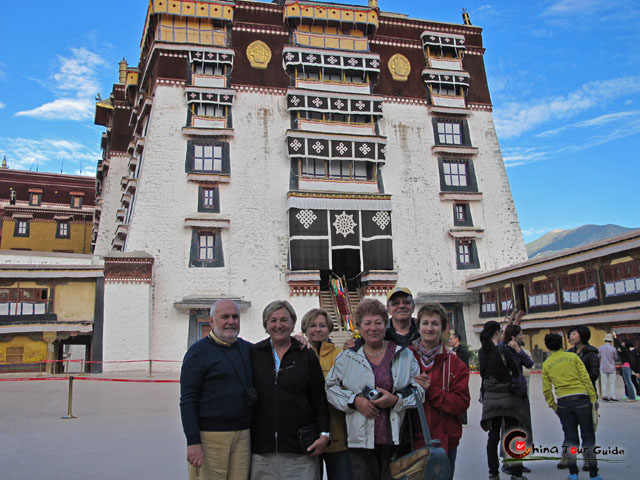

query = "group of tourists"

[180,288,636,480]
[179,287,470,480]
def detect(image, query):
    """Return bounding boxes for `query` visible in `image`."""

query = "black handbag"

[297,424,319,455]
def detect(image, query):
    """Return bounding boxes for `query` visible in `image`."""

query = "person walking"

[613,332,636,402]
[479,321,528,480]
[598,334,618,402]
[542,333,602,480]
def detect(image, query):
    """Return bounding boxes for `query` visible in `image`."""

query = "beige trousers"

[250,453,320,480]
[188,429,250,480]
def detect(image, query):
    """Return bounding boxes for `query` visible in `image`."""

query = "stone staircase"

[320,286,362,346]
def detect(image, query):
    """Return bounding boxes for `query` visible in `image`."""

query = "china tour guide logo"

[504,429,532,459]
[503,429,625,464]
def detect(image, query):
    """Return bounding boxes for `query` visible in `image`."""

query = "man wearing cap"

[385,286,420,347]
[599,333,618,401]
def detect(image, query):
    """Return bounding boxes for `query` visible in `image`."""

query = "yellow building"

[0,252,103,373]
[0,168,95,254]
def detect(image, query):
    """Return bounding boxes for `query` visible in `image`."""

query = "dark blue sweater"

[180,336,253,445]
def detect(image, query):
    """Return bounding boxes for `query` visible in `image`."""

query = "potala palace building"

[93,0,526,370]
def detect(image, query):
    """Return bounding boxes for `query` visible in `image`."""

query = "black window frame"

[453,203,473,226]
[70,195,83,209]
[185,140,230,174]
[55,220,71,239]
[439,158,478,193]
[198,186,220,212]
[14,219,30,237]
[433,118,472,147]
[455,239,480,269]
[189,230,224,268]
[29,192,42,206]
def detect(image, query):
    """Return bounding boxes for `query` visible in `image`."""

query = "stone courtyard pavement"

[1,372,637,479]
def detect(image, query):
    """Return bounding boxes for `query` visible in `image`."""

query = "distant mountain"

[526,224,639,259]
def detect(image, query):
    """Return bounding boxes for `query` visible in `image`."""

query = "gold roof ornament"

[388,53,411,82]
[246,40,272,69]
[1,156,7,169]
[368,0,378,8]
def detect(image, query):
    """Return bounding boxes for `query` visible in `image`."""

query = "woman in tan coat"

[302,308,351,480]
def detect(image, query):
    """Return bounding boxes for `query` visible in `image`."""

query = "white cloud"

[15,98,93,121]
[542,0,606,16]
[502,146,550,168]
[494,76,640,139]
[0,101,5,109]
[14,48,105,122]
[536,110,640,137]
[0,137,100,174]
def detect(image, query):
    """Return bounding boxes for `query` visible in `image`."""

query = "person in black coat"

[567,325,600,393]
[449,331,470,367]
[250,300,330,480]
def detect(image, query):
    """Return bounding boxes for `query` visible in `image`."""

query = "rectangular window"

[14,220,29,237]
[602,260,640,297]
[437,120,462,145]
[198,186,219,212]
[344,73,364,83]
[6,347,24,364]
[56,221,70,239]
[453,203,472,226]
[299,69,320,80]
[202,189,215,208]
[198,233,215,261]
[439,159,477,192]
[455,239,479,269]
[498,287,513,315]
[432,83,458,96]
[481,291,498,316]
[527,278,557,308]
[301,158,326,178]
[329,160,351,179]
[324,69,342,81]
[193,62,225,76]
[560,270,598,305]
[443,160,467,187]
[70,195,83,208]
[29,192,42,206]
[194,145,223,172]
[189,230,224,268]
[196,103,226,118]
[457,240,471,264]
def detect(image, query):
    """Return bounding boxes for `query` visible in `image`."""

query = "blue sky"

[1,0,638,243]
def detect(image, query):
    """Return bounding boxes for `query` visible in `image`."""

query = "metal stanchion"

[61,376,78,419]
[37,362,43,377]
[148,359,153,378]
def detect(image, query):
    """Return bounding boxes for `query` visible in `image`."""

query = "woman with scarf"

[410,304,470,479]
[479,321,528,480]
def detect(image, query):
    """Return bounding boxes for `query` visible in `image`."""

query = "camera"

[363,385,381,401]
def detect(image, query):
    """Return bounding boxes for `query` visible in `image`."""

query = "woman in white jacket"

[325,298,423,480]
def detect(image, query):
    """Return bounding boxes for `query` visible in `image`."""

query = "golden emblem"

[388,53,411,81]
[246,40,272,69]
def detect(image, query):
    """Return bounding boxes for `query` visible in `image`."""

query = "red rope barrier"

[0,376,178,383]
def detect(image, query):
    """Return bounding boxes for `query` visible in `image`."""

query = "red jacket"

[410,343,470,452]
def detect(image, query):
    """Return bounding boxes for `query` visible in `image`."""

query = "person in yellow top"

[542,333,602,480]
[301,308,351,480]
